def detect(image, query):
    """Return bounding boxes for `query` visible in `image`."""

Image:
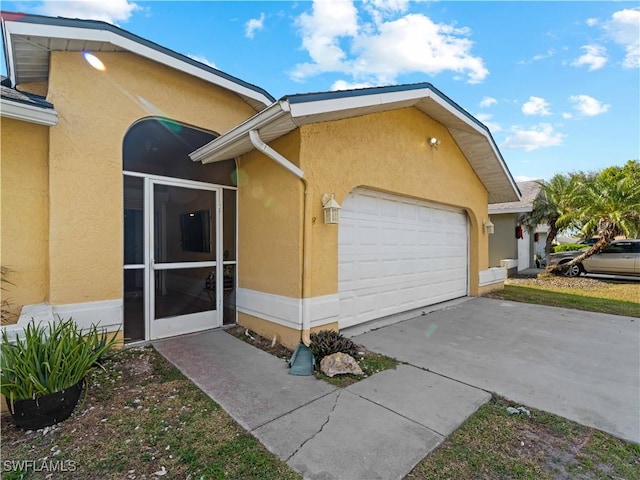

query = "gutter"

[0,98,58,126]
[247,129,312,345]
[248,130,304,178]
[190,101,290,163]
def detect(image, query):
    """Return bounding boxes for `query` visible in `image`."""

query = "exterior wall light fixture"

[429,137,441,147]
[484,218,495,235]
[322,193,342,224]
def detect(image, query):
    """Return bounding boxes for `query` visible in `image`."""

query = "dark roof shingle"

[0,85,54,109]
[488,180,542,213]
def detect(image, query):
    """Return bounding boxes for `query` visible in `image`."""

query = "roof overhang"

[1,96,58,125]
[1,11,274,112]
[190,83,521,204]
[488,206,534,215]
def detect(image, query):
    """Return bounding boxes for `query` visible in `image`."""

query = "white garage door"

[338,190,468,328]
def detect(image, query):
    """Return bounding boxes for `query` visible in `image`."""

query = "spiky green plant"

[0,319,119,409]
[309,330,357,361]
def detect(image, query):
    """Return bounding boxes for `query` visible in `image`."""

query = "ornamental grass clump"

[0,318,119,408]
[309,330,357,361]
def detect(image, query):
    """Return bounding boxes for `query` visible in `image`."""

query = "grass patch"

[488,285,640,318]
[0,347,300,480]
[408,396,640,480]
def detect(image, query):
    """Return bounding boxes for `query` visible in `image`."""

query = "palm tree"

[520,173,584,261]
[561,174,640,270]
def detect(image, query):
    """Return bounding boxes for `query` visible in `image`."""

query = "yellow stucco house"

[1,12,518,349]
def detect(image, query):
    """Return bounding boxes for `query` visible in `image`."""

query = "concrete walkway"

[351,297,640,444]
[154,329,489,480]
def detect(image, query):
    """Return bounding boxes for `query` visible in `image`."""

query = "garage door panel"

[339,190,468,328]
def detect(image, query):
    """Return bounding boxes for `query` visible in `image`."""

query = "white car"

[548,240,640,277]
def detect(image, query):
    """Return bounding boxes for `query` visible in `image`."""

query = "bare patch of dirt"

[224,326,294,361]
[507,275,610,290]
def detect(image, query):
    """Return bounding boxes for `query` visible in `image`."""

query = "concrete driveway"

[350,297,640,443]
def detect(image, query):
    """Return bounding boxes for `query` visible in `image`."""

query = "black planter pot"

[6,382,84,430]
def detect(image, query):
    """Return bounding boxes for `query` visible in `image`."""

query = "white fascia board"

[488,206,534,215]
[288,87,434,118]
[1,98,58,125]
[4,21,273,109]
[190,101,289,163]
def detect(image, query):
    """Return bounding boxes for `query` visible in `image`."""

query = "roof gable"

[1,11,274,112]
[191,83,521,204]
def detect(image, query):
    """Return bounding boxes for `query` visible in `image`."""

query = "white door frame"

[147,177,223,340]
[123,171,225,341]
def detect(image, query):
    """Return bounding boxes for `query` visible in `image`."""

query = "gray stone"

[320,352,363,377]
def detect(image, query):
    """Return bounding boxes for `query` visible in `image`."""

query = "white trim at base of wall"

[479,267,506,287]
[2,299,122,342]
[236,288,339,331]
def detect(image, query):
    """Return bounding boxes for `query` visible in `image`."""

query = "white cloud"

[331,79,375,91]
[475,113,501,133]
[364,0,409,14]
[569,94,610,116]
[362,0,409,24]
[586,18,598,27]
[562,112,573,119]
[522,96,551,116]
[532,49,556,61]
[291,0,488,85]
[245,12,266,39]
[572,44,608,71]
[33,0,140,24]
[517,49,557,65]
[605,8,640,68]
[187,54,217,69]
[292,0,359,79]
[501,124,565,152]
[479,96,497,108]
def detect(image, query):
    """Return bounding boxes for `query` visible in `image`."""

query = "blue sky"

[2,1,638,182]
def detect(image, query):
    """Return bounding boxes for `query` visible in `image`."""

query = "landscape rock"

[320,352,364,378]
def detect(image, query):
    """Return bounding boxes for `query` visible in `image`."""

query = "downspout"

[248,130,312,345]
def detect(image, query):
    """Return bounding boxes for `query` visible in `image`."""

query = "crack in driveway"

[286,390,342,462]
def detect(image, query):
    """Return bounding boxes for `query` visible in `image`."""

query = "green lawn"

[408,396,640,479]
[0,348,300,480]
[488,284,640,317]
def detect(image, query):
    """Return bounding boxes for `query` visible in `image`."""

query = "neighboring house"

[488,181,543,275]
[1,12,520,350]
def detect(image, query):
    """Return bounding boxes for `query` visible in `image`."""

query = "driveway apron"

[352,297,640,443]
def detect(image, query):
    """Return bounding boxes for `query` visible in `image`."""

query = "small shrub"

[552,243,589,253]
[309,330,357,360]
[1,319,119,407]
